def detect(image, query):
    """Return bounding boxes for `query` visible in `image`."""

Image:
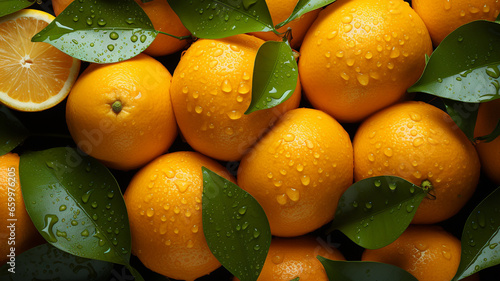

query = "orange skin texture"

[234,236,345,281]
[474,98,500,185]
[238,108,353,237]
[134,0,191,57]
[66,53,177,171]
[170,34,301,161]
[52,0,73,16]
[413,0,500,46]
[250,0,320,49]
[0,153,43,264]
[354,101,480,224]
[362,225,461,281]
[299,0,432,123]
[124,151,235,281]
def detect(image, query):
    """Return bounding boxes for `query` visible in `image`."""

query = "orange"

[238,108,353,237]
[362,225,461,281]
[66,53,177,171]
[250,0,320,49]
[353,101,480,224]
[474,98,500,185]
[52,0,73,16]
[124,151,235,281]
[135,0,191,57]
[0,9,80,112]
[170,34,301,161]
[299,0,432,123]
[0,153,42,265]
[234,236,345,281]
[413,0,500,46]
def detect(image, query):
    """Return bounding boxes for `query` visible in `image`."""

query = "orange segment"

[0,9,80,111]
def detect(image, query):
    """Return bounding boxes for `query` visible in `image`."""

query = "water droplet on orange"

[221,79,232,93]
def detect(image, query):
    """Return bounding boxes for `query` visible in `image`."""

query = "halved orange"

[0,9,80,111]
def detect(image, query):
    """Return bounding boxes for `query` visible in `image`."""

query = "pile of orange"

[1,0,499,280]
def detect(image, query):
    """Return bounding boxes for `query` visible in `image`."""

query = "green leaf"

[475,120,500,143]
[0,106,29,156]
[167,0,274,39]
[329,176,427,249]
[0,243,113,281]
[19,147,131,266]
[0,0,35,17]
[317,257,418,281]
[408,20,500,103]
[276,0,335,29]
[202,167,271,281]
[290,278,300,281]
[443,99,479,141]
[31,0,157,63]
[454,186,500,280]
[245,40,298,114]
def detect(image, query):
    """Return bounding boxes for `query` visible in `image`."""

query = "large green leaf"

[276,0,335,29]
[0,106,29,156]
[442,99,479,142]
[202,167,271,281]
[167,0,275,39]
[31,0,157,63]
[245,40,298,114]
[408,20,500,103]
[454,186,500,280]
[317,257,418,281]
[0,0,35,17]
[0,243,113,281]
[19,147,131,266]
[329,176,427,249]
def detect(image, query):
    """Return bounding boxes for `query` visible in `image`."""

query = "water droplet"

[82,190,92,203]
[254,245,260,251]
[489,243,498,249]
[357,73,369,86]
[301,175,311,186]
[368,153,375,162]
[413,137,424,147]
[81,229,89,237]
[227,110,242,120]
[131,35,138,42]
[365,202,373,209]
[296,164,304,172]
[406,204,415,213]
[284,133,295,142]
[272,254,284,264]
[91,201,98,209]
[384,147,393,157]
[253,228,261,238]
[238,206,247,215]
[59,205,67,211]
[221,79,232,93]
[109,32,119,40]
[97,18,106,26]
[374,180,381,187]
[107,45,114,51]
[486,65,500,78]
[285,187,300,202]
[276,194,287,205]
[41,214,59,242]
[92,214,98,220]
[140,35,147,43]
[352,201,359,208]
[442,250,451,260]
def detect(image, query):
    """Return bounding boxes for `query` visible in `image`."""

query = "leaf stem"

[157,31,192,40]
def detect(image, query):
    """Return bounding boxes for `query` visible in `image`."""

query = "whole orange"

[124,151,234,281]
[250,0,320,49]
[362,225,461,281]
[135,0,191,57]
[66,53,177,171]
[238,108,353,237]
[353,101,480,224]
[0,153,42,264]
[413,0,500,46]
[299,0,432,123]
[474,98,500,185]
[234,236,345,281]
[170,34,301,161]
